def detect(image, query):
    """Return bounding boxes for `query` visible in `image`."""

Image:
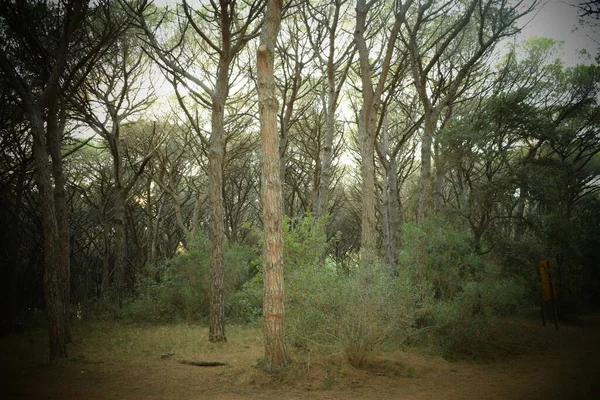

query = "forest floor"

[1,314,599,400]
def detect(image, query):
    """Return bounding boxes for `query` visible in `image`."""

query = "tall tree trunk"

[257,0,288,370]
[380,118,400,275]
[145,177,156,267]
[101,232,110,296]
[316,91,335,219]
[433,141,445,212]
[4,164,25,332]
[354,0,407,260]
[113,184,126,307]
[31,111,68,362]
[208,95,226,343]
[418,111,435,223]
[514,182,528,241]
[358,107,378,257]
[47,104,71,343]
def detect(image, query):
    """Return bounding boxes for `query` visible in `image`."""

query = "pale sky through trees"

[147,1,597,100]
[519,0,598,63]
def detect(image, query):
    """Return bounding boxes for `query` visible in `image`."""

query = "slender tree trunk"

[316,90,335,219]
[4,164,25,332]
[379,114,398,274]
[354,0,405,259]
[418,111,435,223]
[208,94,226,343]
[31,111,68,362]
[113,184,126,307]
[47,104,71,343]
[257,0,288,370]
[433,141,445,212]
[514,182,528,241]
[145,177,156,267]
[101,234,110,295]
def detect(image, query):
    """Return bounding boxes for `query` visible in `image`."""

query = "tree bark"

[380,117,400,275]
[354,0,408,260]
[208,95,226,343]
[418,111,435,223]
[31,111,69,362]
[3,164,25,332]
[257,0,288,370]
[113,183,126,307]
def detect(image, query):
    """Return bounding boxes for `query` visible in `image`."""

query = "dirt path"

[2,316,599,399]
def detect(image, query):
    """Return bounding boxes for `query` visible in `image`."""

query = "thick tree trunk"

[46,104,71,343]
[358,108,378,257]
[208,96,226,343]
[257,0,288,370]
[31,112,69,362]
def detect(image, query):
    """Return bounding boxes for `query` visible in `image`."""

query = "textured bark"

[3,164,25,332]
[358,107,378,255]
[355,1,378,256]
[418,112,435,223]
[313,0,354,219]
[31,112,69,362]
[433,141,445,212]
[208,96,226,343]
[257,0,288,370]
[101,233,110,295]
[315,92,335,218]
[113,184,126,307]
[380,118,400,275]
[354,0,409,259]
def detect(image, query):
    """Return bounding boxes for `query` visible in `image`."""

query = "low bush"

[398,216,484,300]
[286,256,433,367]
[122,236,257,324]
[427,272,528,359]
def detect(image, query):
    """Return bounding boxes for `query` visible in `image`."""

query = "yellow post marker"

[537,260,559,331]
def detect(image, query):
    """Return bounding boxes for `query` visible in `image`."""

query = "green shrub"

[399,216,484,299]
[227,268,263,324]
[123,236,257,324]
[286,254,433,367]
[428,273,528,359]
[228,214,330,325]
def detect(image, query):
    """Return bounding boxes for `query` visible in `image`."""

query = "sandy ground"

[2,316,599,399]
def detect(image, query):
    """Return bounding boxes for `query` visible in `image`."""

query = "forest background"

[1,0,600,369]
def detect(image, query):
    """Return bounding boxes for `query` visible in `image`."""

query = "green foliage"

[398,216,484,299]
[122,236,257,324]
[231,214,433,366]
[285,254,432,367]
[228,214,330,324]
[283,213,330,270]
[428,273,528,359]
[227,266,262,324]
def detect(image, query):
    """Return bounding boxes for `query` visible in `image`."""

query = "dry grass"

[2,316,599,399]
[64,321,264,369]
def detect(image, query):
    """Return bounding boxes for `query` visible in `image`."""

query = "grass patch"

[69,321,262,365]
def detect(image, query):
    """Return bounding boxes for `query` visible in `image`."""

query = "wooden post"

[537,260,559,331]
